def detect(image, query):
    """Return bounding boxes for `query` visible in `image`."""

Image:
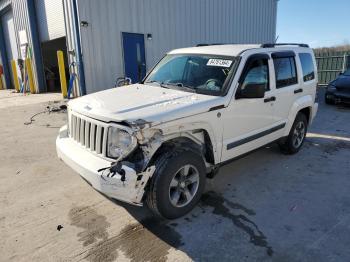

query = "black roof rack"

[261,43,309,48]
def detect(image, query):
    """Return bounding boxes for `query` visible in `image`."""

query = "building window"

[299,53,315,82]
[273,57,298,88]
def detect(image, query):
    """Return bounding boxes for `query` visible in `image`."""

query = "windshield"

[144,54,237,95]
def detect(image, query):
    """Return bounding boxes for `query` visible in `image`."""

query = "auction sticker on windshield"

[207,59,233,68]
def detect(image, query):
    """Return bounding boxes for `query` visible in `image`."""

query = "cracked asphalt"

[0,87,349,262]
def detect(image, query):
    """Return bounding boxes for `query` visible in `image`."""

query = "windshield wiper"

[144,80,161,85]
[144,81,196,93]
[160,82,197,93]
[144,80,172,89]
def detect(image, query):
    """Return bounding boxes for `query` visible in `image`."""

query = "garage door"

[35,0,66,42]
[1,10,19,88]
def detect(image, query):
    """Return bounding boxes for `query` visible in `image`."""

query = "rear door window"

[299,53,315,82]
[273,57,298,88]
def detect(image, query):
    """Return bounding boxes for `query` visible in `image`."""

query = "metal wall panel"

[0,0,12,88]
[35,0,66,42]
[0,0,46,92]
[62,0,81,96]
[1,9,19,87]
[11,0,42,92]
[74,0,277,94]
[1,10,17,60]
[0,0,10,11]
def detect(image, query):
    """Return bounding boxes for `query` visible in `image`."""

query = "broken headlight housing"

[107,126,136,159]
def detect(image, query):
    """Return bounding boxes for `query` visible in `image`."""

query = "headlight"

[107,126,136,159]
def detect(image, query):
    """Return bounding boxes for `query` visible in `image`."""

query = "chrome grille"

[69,112,108,156]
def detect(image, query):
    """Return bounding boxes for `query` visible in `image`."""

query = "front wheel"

[146,149,206,219]
[279,113,308,155]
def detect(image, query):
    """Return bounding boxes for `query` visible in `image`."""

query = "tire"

[279,113,308,155]
[146,148,206,219]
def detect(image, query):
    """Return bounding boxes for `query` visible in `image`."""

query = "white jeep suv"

[57,43,318,219]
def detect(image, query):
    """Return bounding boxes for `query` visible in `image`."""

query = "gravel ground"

[0,88,349,262]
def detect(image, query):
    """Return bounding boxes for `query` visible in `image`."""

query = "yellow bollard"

[11,60,20,92]
[57,50,67,98]
[1,75,6,89]
[25,58,36,94]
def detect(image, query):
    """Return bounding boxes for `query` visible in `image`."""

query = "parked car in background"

[57,43,318,219]
[325,69,350,104]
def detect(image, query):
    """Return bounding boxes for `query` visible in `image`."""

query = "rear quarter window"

[299,53,315,82]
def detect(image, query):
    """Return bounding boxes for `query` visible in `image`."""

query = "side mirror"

[237,83,266,99]
[339,72,343,76]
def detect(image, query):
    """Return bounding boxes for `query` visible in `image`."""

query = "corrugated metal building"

[0,0,277,95]
[0,0,66,92]
[64,0,278,95]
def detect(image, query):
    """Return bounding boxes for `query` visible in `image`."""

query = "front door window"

[241,59,269,91]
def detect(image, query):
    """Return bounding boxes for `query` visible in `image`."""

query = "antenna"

[275,35,279,43]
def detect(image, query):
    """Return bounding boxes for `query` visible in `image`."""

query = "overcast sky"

[276,0,349,48]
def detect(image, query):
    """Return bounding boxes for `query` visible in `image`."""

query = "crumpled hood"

[68,84,222,125]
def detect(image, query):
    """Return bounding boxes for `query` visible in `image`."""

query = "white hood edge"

[68,84,222,126]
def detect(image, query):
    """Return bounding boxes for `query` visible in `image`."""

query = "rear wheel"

[146,149,206,219]
[279,113,308,155]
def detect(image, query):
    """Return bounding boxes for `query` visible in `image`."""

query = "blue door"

[122,33,146,83]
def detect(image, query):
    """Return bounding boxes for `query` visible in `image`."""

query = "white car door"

[270,51,301,124]
[221,53,280,162]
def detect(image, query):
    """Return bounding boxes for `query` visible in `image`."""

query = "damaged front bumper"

[56,125,154,206]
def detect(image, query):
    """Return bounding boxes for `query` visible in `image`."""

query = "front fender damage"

[97,119,161,205]
[126,119,164,168]
[98,164,155,205]
[99,118,209,205]
[127,119,208,168]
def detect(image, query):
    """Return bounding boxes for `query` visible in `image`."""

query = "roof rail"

[261,43,309,48]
